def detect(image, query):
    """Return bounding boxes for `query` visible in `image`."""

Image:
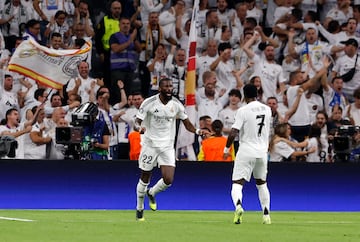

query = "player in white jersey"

[223,84,272,225]
[134,78,209,221]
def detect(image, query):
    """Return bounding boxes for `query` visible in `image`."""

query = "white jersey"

[137,94,188,148]
[214,60,237,91]
[232,100,271,157]
[196,54,218,88]
[332,54,360,98]
[306,137,321,162]
[66,76,100,104]
[0,123,26,159]
[287,85,312,126]
[306,94,324,124]
[294,41,331,78]
[269,141,294,162]
[252,54,287,101]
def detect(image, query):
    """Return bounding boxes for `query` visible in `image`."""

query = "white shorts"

[138,145,176,171]
[232,154,268,182]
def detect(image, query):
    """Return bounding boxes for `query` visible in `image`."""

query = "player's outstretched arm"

[223,128,239,159]
[182,118,211,137]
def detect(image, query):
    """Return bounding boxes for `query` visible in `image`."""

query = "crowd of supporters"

[1,0,360,162]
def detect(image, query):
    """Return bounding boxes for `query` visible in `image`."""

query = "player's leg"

[136,146,157,220]
[254,156,271,224]
[231,156,253,224]
[147,148,175,211]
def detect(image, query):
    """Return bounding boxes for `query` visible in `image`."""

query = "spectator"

[198,119,235,162]
[218,88,242,152]
[305,124,322,162]
[66,61,103,104]
[109,16,141,105]
[165,45,187,102]
[0,74,20,120]
[324,0,353,28]
[74,0,94,38]
[196,71,228,121]
[158,0,185,50]
[245,0,263,25]
[314,110,337,163]
[1,0,30,51]
[210,42,237,91]
[198,9,220,48]
[95,0,122,87]
[269,123,316,162]
[216,0,236,28]
[243,32,285,101]
[147,43,168,96]
[23,19,42,43]
[33,0,73,45]
[48,32,63,49]
[196,38,218,88]
[345,87,360,126]
[44,10,71,47]
[140,0,169,40]
[139,11,167,97]
[286,60,329,142]
[331,38,360,102]
[322,76,348,118]
[0,108,32,159]
[24,105,52,159]
[288,28,339,79]
[114,92,144,159]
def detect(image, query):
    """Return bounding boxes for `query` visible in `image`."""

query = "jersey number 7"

[256,114,265,137]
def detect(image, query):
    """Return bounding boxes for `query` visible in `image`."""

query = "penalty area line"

[0,216,35,222]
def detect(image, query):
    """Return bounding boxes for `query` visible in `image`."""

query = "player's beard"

[161,90,173,101]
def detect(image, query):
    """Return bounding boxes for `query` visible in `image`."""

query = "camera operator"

[82,102,110,160]
[333,125,360,162]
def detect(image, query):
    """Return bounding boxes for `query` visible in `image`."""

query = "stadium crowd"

[1,0,360,162]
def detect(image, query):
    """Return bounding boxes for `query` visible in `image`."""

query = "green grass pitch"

[0,210,359,242]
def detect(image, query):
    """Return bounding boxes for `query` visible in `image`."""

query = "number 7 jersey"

[232,100,271,157]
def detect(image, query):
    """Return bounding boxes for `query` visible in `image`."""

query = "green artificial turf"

[0,210,359,242]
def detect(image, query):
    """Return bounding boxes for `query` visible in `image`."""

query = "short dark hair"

[354,88,360,98]
[159,77,172,87]
[26,19,40,29]
[34,88,46,100]
[51,32,62,39]
[218,42,232,54]
[5,108,18,122]
[228,89,242,99]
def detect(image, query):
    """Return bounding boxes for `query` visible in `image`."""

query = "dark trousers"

[291,125,311,142]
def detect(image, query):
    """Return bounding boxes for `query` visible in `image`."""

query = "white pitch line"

[0,216,35,222]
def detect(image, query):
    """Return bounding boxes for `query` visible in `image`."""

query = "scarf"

[145,24,163,61]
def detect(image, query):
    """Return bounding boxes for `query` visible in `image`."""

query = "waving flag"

[176,0,199,160]
[8,38,91,89]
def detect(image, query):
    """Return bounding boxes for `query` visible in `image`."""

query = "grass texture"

[0,210,359,242]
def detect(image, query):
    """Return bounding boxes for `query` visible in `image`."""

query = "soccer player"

[134,78,209,221]
[223,84,272,225]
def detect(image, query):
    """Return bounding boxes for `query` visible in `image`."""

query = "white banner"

[8,38,91,89]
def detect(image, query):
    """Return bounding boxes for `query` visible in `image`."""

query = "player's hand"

[223,147,230,160]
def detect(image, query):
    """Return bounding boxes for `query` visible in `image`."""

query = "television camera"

[55,102,98,159]
[332,125,360,162]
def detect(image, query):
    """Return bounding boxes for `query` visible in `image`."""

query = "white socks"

[136,179,148,211]
[231,183,243,208]
[148,178,171,196]
[256,183,270,214]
